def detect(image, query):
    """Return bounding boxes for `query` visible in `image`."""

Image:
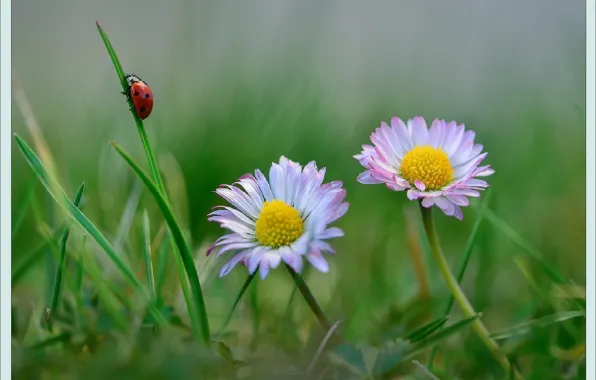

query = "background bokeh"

[11,0,586,377]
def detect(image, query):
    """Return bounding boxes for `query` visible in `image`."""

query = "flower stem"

[285,265,332,331]
[419,204,523,380]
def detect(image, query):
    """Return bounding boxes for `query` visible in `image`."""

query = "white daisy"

[354,116,494,219]
[207,156,349,279]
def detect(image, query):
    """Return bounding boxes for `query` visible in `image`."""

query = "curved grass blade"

[142,209,157,302]
[216,273,256,336]
[13,133,166,327]
[479,207,568,285]
[45,181,86,331]
[489,311,585,340]
[96,21,200,343]
[111,141,210,343]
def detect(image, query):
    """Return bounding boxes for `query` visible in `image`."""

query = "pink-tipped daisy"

[354,116,494,220]
[207,156,349,279]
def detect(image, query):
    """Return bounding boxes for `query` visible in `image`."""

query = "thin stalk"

[428,191,491,368]
[285,264,332,331]
[46,182,86,330]
[97,21,210,343]
[419,204,523,380]
[216,273,256,336]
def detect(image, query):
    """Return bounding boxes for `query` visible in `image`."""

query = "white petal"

[409,117,429,146]
[317,227,344,240]
[307,251,329,273]
[255,169,274,201]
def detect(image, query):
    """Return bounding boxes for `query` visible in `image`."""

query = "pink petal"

[414,180,426,191]
[421,197,435,208]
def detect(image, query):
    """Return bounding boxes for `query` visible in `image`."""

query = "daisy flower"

[207,156,349,279]
[354,116,494,219]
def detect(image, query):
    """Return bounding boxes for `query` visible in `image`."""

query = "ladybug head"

[125,73,143,86]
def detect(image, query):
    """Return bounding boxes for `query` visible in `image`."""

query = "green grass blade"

[12,176,35,239]
[406,314,480,357]
[490,311,585,340]
[96,21,127,89]
[96,21,200,343]
[480,207,568,284]
[142,209,157,302]
[13,133,166,327]
[406,316,449,343]
[12,228,61,286]
[114,180,143,252]
[45,181,86,330]
[155,232,170,307]
[216,273,256,336]
[111,141,210,343]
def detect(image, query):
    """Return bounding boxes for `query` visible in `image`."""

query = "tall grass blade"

[13,133,166,327]
[113,180,143,252]
[142,209,157,302]
[111,141,210,343]
[96,21,202,343]
[155,232,170,307]
[45,181,86,330]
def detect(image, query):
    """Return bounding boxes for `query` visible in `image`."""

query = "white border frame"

[0,1,594,379]
[585,1,595,379]
[1,0,12,377]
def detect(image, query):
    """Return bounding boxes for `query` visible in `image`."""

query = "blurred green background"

[11,0,586,377]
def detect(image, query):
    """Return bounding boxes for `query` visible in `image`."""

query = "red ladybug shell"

[129,81,153,120]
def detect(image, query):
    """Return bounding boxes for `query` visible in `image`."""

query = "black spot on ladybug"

[140,107,146,113]
[145,93,150,98]
[134,91,139,96]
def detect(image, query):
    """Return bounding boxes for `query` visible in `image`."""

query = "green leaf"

[111,141,210,343]
[372,339,409,375]
[13,133,166,327]
[45,181,86,330]
[329,344,368,376]
[490,311,585,340]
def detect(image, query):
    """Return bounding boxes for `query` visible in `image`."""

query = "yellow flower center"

[255,199,304,248]
[400,145,453,191]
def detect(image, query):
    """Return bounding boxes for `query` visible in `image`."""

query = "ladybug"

[123,73,153,120]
